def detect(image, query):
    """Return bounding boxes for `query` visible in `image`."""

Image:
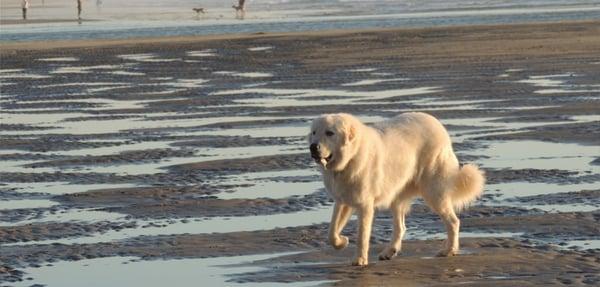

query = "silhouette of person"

[232,0,246,19]
[22,0,30,20]
[77,0,82,20]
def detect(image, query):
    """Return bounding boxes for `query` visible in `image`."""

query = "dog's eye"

[325,130,334,136]
[312,131,316,135]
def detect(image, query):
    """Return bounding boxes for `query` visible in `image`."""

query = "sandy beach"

[1,19,599,286]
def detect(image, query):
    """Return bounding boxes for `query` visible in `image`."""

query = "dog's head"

[308,113,359,172]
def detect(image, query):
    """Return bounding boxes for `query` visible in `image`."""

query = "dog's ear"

[347,124,356,143]
[342,118,356,144]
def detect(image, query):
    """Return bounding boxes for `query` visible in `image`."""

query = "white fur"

[309,112,485,266]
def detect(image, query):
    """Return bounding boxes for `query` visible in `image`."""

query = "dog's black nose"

[310,143,319,154]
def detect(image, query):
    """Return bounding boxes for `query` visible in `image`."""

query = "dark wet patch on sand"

[0,221,137,244]
[0,206,58,223]
[508,189,600,207]
[55,187,332,219]
[229,238,600,286]
[0,124,59,132]
[169,153,311,174]
[171,135,301,148]
[24,148,197,169]
[462,211,600,240]
[0,137,125,152]
[484,168,583,184]
[0,153,70,162]
[476,121,600,145]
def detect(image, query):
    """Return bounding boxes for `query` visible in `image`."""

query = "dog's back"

[375,112,452,148]
[363,112,456,206]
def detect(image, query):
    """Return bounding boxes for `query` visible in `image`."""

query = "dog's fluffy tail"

[451,164,485,212]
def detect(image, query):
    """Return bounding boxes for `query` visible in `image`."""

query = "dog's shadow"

[222,244,467,285]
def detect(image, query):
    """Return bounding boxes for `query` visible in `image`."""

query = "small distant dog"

[232,0,246,19]
[309,112,485,266]
[193,8,206,15]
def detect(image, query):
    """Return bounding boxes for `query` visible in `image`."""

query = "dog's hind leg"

[378,197,412,260]
[423,158,462,256]
[437,203,460,256]
[426,196,460,257]
[329,203,353,250]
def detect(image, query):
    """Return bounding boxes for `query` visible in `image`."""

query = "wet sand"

[1,20,599,285]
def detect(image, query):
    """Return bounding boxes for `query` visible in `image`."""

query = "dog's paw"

[378,246,397,260]
[352,256,369,266]
[436,248,458,257]
[331,235,349,250]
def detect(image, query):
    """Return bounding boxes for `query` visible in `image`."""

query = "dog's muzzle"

[310,143,321,160]
[310,143,333,166]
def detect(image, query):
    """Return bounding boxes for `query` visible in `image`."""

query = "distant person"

[96,0,102,12]
[77,0,82,20]
[22,0,30,20]
[232,0,246,19]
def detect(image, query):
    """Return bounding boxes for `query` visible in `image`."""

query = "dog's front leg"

[329,202,353,249]
[353,203,374,266]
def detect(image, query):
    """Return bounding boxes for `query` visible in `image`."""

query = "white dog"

[309,112,485,266]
